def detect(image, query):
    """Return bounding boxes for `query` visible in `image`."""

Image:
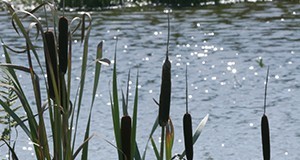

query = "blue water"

[1,1,300,159]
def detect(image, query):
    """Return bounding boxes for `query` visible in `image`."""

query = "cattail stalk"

[261,66,270,160]
[121,115,131,160]
[158,8,171,127]
[183,65,193,160]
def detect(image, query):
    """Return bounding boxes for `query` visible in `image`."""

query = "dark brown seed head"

[158,58,171,127]
[121,115,131,160]
[58,16,68,74]
[44,31,58,99]
[261,114,270,160]
[183,113,193,160]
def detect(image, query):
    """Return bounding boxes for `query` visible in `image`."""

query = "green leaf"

[142,117,159,160]
[150,137,159,160]
[81,41,103,160]
[165,118,174,160]
[131,70,139,160]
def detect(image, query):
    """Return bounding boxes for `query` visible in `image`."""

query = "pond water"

[1,1,300,159]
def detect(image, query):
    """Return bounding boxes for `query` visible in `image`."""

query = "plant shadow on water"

[1,0,300,160]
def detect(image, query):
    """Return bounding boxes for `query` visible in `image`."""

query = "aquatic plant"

[0,1,209,160]
[0,1,108,159]
[261,67,270,160]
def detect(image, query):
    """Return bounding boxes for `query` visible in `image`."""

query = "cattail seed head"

[44,31,58,99]
[261,114,270,160]
[58,16,68,74]
[183,113,193,160]
[158,58,171,127]
[121,115,131,160]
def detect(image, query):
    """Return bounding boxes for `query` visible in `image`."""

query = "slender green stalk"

[160,126,165,160]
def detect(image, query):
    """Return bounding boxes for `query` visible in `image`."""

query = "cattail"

[158,56,171,127]
[261,114,270,160]
[183,113,193,160]
[183,65,193,160]
[261,66,270,160]
[44,31,58,99]
[121,115,131,160]
[58,16,68,74]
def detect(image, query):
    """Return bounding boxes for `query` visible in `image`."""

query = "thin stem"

[43,3,48,31]
[264,66,269,115]
[63,0,65,17]
[185,65,188,113]
[166,7,170,59]
[160,126,165,160]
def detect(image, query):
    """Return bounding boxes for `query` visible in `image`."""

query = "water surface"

[0,1,300,159]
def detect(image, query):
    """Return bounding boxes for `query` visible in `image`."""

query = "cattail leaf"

[109,39,122,160]
[142,117,159,160]
[131,70,139,160]
[150,137,160,160]
[165,118,174,160]
[73,135,94,159]
[73,12,92,160]
[0,98,30,138]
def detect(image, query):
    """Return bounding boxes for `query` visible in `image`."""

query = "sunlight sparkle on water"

[285,151,288,155]
[232,68,237,74]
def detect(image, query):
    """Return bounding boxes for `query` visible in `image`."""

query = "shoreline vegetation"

[0,1,210,160]
[1,0,284,11]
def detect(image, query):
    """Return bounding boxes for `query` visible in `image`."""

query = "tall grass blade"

[1,139,19,160]
[72,13,92,155]
[142,117,159,160]
[131,70,139,160]
[150,137,160,160]
[81,41,104,160]
[110,38,122,160]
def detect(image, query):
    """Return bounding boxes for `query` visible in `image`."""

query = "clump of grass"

[0,1,108,159]
[261,67,270,160]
